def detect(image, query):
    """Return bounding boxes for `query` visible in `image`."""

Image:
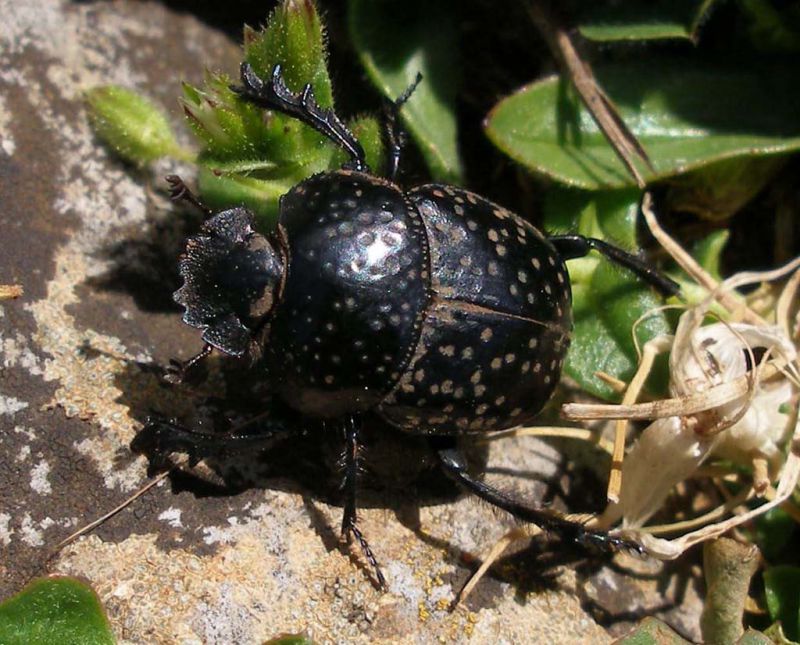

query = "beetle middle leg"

[339,415,387,590]
[382,72,423,182]
[431,437,642,554]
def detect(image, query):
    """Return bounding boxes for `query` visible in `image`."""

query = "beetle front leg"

[432,438,643,555]
[339,415,387,590]
[131,413,295,475]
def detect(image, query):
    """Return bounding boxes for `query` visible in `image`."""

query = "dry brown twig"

[0,284,23,300]
[51,470,172,554]
[574,200,800,558]
[527,1,653,188]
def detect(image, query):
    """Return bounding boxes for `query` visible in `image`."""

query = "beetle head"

[174,207,284,357]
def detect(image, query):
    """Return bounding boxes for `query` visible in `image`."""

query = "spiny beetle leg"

[131,414,294,476]
[339,415,387,590]
[233,63,367,172]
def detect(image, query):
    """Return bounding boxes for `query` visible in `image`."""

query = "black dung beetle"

[133,62,679,589]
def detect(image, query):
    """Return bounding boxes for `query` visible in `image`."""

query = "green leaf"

[265,635,316,645]
[181,73,273,163]
[349,115,384,173]
[664,230,731,315]
[86,86,187,165]
[0,576,115,645]
[187,0,335,167]
[691,231,728,282]
[349,0,463,182]
[615,616,691,644]
[754,508,797,563]
[764,566,800,642]
[578,0,719,43]
[664,155,787,220]
[197,166,296,228]
[741,0,800,53]
[182,0,371,223]
[544,188,672,400]
[486,59,800,190]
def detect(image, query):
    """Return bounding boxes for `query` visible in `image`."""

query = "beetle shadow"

[108,351,479,557]
[86,195,204,314]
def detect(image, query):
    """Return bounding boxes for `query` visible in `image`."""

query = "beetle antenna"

[234,63,367,172]
[384,72,423,182]
[166,175,212,216]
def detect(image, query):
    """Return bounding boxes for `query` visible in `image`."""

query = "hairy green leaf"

[86,86,187,165]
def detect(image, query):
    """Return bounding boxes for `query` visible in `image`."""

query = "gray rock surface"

[0,2,701,642]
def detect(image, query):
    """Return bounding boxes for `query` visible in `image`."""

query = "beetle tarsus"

[233,62,367,172]
[132,414,292,475]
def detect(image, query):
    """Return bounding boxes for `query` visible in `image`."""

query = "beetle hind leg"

[431,438,643,555]
[549,234,680,297]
